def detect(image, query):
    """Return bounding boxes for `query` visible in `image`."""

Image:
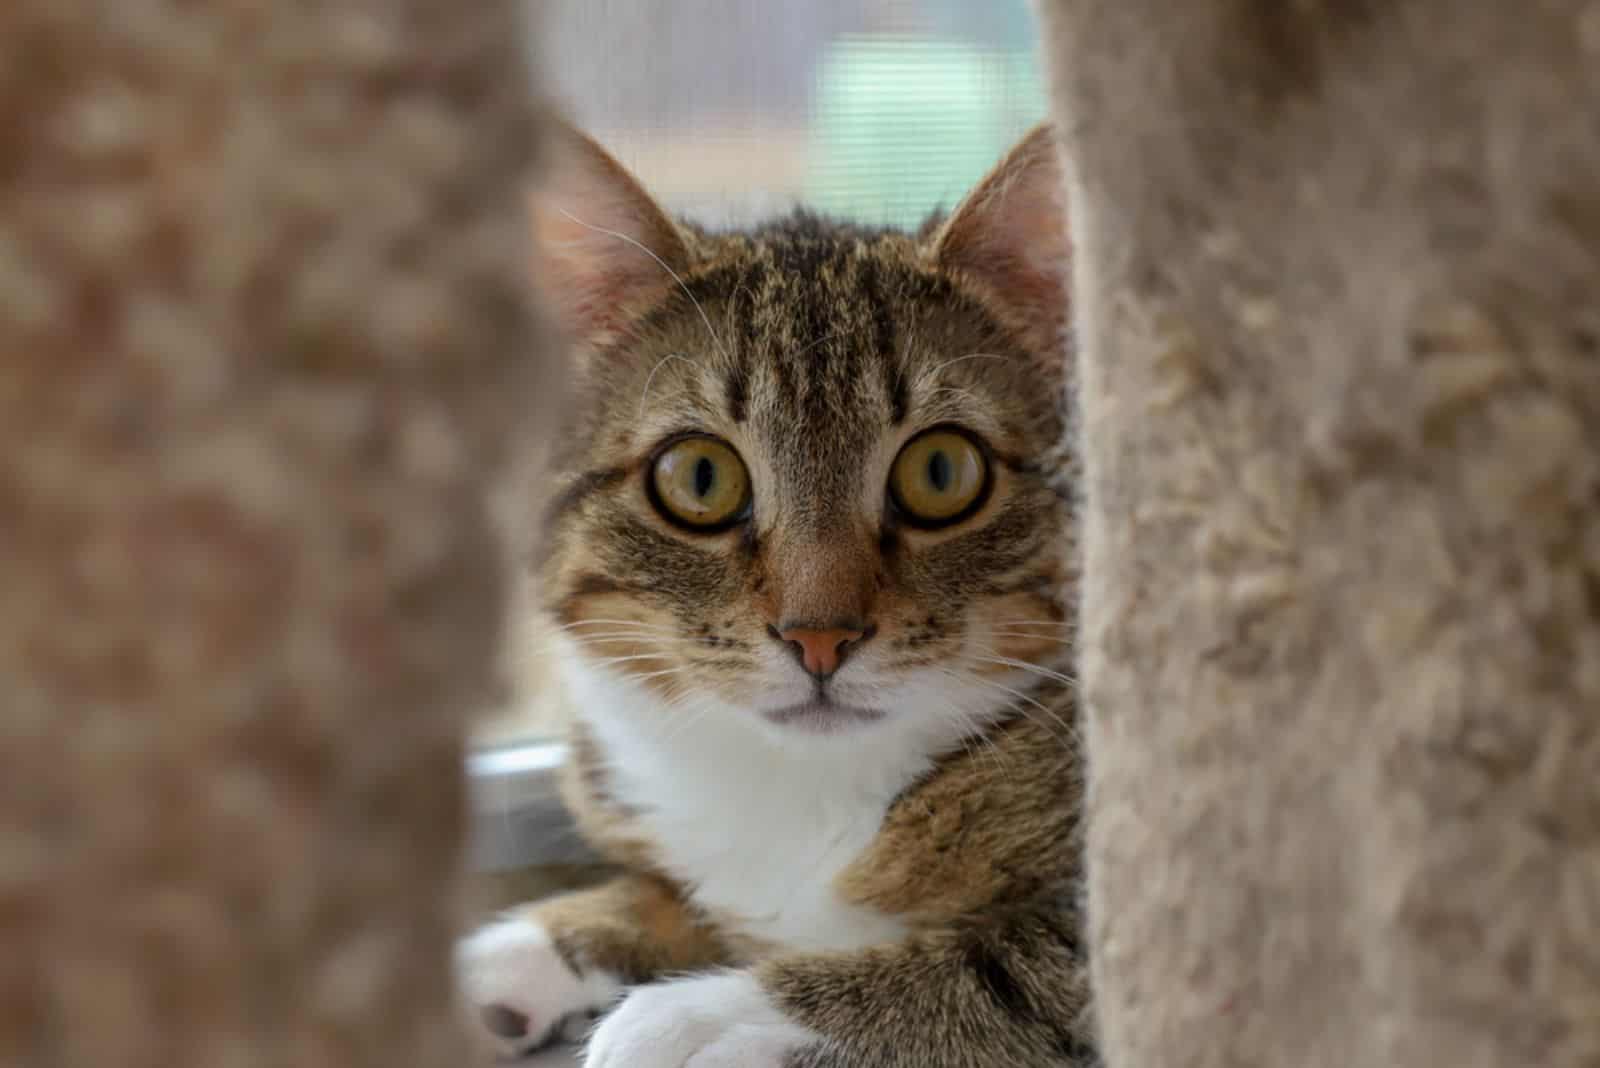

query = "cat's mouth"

[762,696,885,733]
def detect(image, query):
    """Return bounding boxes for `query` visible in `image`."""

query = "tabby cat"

[459,121,1089,1068]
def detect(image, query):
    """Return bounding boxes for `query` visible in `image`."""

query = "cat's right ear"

[927,123,1069,357]
[529,119,691,348]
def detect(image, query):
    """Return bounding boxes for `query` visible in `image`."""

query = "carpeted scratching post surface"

[1037,2,1600,1067]
[0,2,556,1065]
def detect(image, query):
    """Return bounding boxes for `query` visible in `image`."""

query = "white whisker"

[984,634,1074,647]
[933,701,1012,777]
[533,632,680,649]
[915,351,1012,385]
[559,619,680,632]
[638,352,696,417]
[923,385,986,407]
[983,619,1071,628]
[627,666,702,685]
[932,665,1076,747]
[656,690,720,745]
[585,653,679,670]
[539,631,665,644]
[968,653,1077,687]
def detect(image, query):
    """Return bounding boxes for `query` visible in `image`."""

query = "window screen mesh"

[540,1,1045,228]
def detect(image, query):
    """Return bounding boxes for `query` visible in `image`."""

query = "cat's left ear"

[927,123,1069,355]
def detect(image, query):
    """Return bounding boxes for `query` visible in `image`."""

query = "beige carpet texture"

[1036,2,1600,1066]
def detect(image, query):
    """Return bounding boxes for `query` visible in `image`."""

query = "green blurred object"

[807,35,1046,229]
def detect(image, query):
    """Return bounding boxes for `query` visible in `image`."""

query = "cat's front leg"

[457,872,729,1060]
[459,912,623,1059]
[585,899,1092,1068]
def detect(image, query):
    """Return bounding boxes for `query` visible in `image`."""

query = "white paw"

[456,916,623,1060]
[583,971,816,1068]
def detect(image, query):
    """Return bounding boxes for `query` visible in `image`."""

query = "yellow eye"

[889,429,989,526]
[649,436,751,530]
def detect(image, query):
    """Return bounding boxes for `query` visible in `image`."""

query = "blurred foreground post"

[1037,3,1600,1066]
[0,1,557,1064]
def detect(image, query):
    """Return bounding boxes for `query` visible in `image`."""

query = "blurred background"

[478,0,1046,745]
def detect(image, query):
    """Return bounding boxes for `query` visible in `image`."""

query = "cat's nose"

[774,624,870,678]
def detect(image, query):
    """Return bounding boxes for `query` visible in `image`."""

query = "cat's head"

[529,120,1073,749]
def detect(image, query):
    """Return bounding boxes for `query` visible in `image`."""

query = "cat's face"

[530,123,1072,745]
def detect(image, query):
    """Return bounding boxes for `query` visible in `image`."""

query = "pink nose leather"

[778,626,863,677]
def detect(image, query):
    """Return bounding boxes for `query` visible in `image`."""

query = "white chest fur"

[567,664,923,954]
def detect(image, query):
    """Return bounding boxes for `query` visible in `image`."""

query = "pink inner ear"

[531,198,665,342]
[931,126,1071,352]
[527,125,690,347]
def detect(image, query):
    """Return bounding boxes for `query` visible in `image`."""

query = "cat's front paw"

[583,971,816,1068]
[457,916,623,1060]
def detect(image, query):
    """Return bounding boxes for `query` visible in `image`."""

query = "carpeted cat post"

[1036,2,1600,1067]
[0,2,557,1065]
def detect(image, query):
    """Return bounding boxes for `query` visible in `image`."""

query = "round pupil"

[693,456,716,499]
[927,450,953,493]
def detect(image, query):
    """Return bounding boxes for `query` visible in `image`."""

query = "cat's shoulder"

[838,703,1082,922]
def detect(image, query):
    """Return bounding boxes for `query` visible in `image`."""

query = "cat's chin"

[760,698,885,735]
